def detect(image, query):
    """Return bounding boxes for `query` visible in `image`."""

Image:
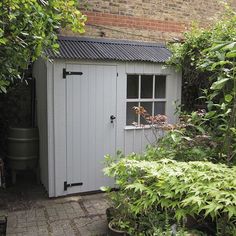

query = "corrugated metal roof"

[46,36,171,63]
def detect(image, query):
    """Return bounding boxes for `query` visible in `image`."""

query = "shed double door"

[66,64,117,193]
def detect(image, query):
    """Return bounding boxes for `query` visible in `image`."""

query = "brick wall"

[61,0,236,43]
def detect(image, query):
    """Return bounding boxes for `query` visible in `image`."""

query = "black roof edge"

[58,36,166,48]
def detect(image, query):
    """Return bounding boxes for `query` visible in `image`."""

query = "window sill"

[124,125,152,130]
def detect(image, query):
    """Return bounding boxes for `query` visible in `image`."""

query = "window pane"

[140,102,152,124]
[126,102,138,125]
[141,75,153,98]
[127,75,139,99]
[155,75,166,98]
[154,102,165,115]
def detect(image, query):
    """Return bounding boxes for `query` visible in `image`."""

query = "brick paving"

[0,174,110,236]
[3,194,110,236]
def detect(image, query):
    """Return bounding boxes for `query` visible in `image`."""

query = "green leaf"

[224,94,233,103]
[195,126,206,134]
[221,103,226,110]
[126,183,146,193]
[183,136,193,141]
[203,203,221,218]
[222,42,236,50]
[209,42,229,52]
[170,133,177,142]
[205,111,216,119]
[207,101,214,111]
[210,78,230,90]
[226,50,236,58]
[0,86,7,93]
[225,206,236,219]
[175,209,187,221]
[210,61,231,70]
[209,91,219,100]
[100,186,111,192]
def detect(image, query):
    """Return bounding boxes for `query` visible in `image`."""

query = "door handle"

[110,115,116,123]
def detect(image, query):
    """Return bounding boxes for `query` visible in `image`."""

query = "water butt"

[7,127,39,183]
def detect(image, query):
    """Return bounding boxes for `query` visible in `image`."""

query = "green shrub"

[167,8,236,164]
[133,107,219,163]
[167,7,236,112]
[103,7,236,235]
[104,157,236,235]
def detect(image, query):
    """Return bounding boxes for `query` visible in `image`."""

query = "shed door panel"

[66,64,116,193]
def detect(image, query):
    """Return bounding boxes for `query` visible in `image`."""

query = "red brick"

[74,1,236,42]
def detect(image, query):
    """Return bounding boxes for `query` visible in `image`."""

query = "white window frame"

[126,74,167,127]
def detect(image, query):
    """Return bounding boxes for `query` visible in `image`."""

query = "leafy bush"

[0,0,86,92]
[167,8,236,164]
[200,40,236,165]
[167,7,236,111]
[133,107,219,163]
[104,157,236,235]
[103,7,236,235]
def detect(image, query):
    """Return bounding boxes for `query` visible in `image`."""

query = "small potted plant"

[108,218,129,236]
[101,184,134,235]
[103,190,132,235]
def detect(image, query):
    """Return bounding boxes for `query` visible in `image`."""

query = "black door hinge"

[63,68,83,79]
[64,181,83,191]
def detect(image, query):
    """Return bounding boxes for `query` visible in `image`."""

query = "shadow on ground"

[0,171,110,236]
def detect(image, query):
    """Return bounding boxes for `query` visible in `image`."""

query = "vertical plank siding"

[34,59,181,197]
[65,64,117,194]
[33,59,49,192]
[117,62,181,155]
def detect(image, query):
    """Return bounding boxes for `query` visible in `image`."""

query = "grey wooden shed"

[33,36,181,197]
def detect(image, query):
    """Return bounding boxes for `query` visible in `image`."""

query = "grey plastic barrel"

[7,128,39,170]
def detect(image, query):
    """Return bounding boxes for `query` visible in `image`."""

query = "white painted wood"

[46,61,55,197]
[133,129,142,153]
[35,58,181,197]
[120,62,179,155]
[33,58,49,192]
[166,73,177,124]
[53,60,68,197]
[134,63,144,74]
[176,70,182,117]
[124,130,134,154]
[65,64,117,194]
[116,62,126,152]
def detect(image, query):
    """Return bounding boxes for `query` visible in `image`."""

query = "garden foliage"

[0,0,86,92]
[168,7,236,111]
[103,8,236,235]
[104,157,236,235]
[169,11,236,165]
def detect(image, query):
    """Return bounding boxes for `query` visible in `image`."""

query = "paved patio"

[0,172,110,236]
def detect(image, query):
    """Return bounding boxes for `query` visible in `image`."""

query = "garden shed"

[33,36,182,197]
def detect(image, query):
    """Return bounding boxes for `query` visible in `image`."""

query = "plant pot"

[106,207,116,223]
[108,221,128,236]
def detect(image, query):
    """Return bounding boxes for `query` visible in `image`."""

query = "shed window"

[126,74,166,125]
